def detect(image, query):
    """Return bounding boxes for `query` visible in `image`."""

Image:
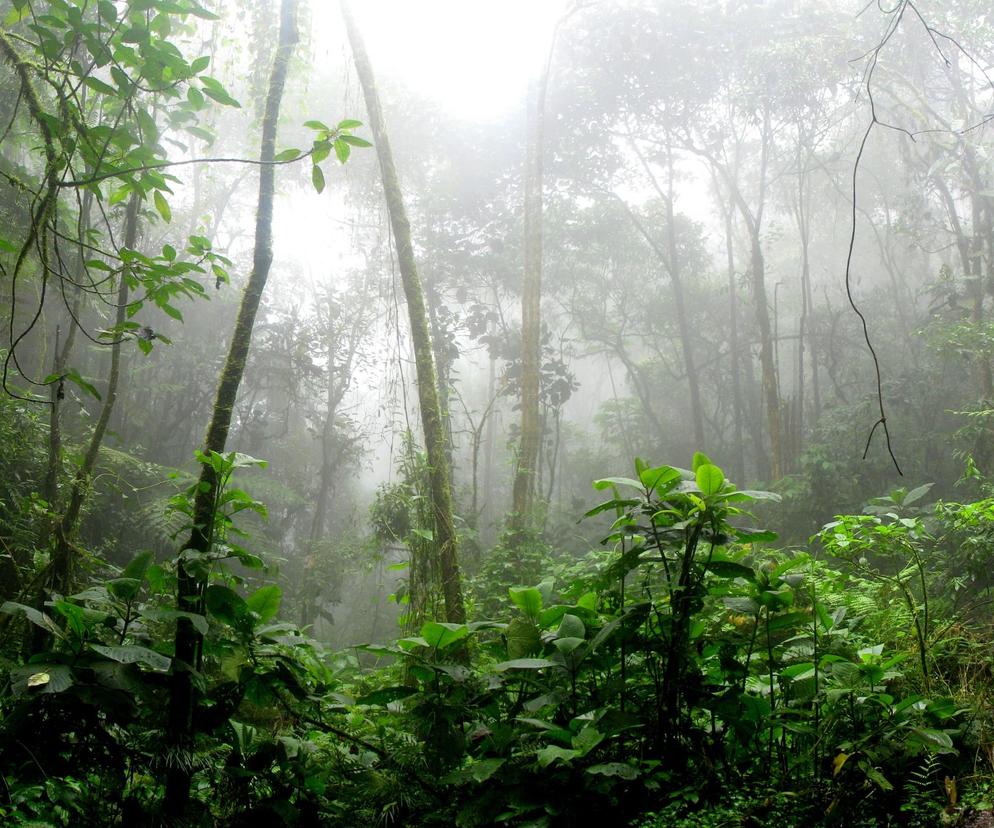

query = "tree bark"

[341,0,465,624]
[49,194,139,596]
[510,76,545,535]
[165,0,298,816]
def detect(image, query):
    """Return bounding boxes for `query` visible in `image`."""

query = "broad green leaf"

[508,586,543,618]
[420,621,468,649]
[11,664,73,695]
[587,762,638,779]
[122,550,154,581]
[592,476,642,491]
[141,608,209,636]
[536,745,579,767]
[908,728,955,753]
[734,528,777,543]
[246,585,281,622]
[274,148,301,162]
[902,483,933,506]
[705,560,755,581]
[696,463,724,496]
[493,658,558,671]
[506,617,540,659]
[1,602,64,639]
[557,613,585,640]
[692,451,714,471]
[205,584,249,628]
[356,686,418,706]
[90,644,170,671]
[639,465,681,493]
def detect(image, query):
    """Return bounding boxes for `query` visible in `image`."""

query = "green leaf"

[83,76,117,96]
[205,584,249,628]
[639,465,681,493]
[592,476,642,491]
[696,463,724,496]
[692,451,714,471]
[90,644,170,671]
[734,528,777,543]
[706,560,755,580]
[153,190,172,223]
[200,79,240,108]
[11,664,73,695]
[107,577,142,602]
[304,120,331,131]
[190,55,210,74]
[356,686,418,706]
[908,728,956,753]
[333,138,350,163]
[493,658,558,671]
[508,586,543,618]
[339,134,372,148]
[557,613,585,640]
[536,745,579,767]
[65,369,101,400]
[506,617,540,658]
[1,602,64,640]
[902,483,933,506]
[311,165,325,194]
[246,585,281,622]
[337,119,363,129]
[586,762,638,780]
[0,238,17,253]
[140,608,209,636]
[274,148,301,162]
[420,621,468,650]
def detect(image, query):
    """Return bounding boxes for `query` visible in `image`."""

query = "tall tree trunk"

[511,76,545,534]
[749,232,784,479]
[721,205,747,480]
[49,193,139,595]
[43,189,93,508]
[341,0,465,624]
[165,0,298,816]
[626,137,706,451]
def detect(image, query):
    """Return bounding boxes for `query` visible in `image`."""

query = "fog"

[2,0,993,647]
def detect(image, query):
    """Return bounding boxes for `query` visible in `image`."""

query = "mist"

[1,0,993,824]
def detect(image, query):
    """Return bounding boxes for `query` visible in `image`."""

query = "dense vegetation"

[1,0,994,825]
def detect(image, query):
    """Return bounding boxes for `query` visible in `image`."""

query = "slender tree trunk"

[627,137,706,451]
[165,1,298,816]
[511,77,545,535]
[722,206,747,480]
[43,189,92,508]
[342,0,465,624]
[750,232,784,479]
[49,194,139,595]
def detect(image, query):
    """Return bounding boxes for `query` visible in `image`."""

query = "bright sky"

[312,0,568,120]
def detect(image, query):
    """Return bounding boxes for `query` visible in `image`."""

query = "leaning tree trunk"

[164,0,298,817]
[341,0,465,624]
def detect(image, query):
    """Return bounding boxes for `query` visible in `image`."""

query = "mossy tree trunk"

[510,78,545,537]
[164,0,298,817]
[341,0,465,624]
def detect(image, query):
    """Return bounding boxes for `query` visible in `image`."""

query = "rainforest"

[1,0,993,825]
